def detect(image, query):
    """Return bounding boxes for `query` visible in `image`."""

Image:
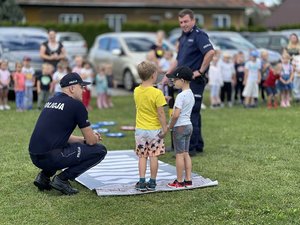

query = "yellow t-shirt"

[134,85,167,130]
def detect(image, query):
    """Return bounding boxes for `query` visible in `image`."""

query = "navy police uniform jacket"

[177,25,214,71]
[29,93,90,154]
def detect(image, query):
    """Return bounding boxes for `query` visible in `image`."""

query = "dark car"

[242,32,288,53]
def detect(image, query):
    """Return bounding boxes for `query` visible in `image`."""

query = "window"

[105,14,126,32]
[59,14,83,24]
[194,14,204,27]
[108,38,121,51]
[98,37,110,50]
[212,14,231,28]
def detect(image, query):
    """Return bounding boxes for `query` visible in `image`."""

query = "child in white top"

[208,55,223,108]
[219,53,235,107]
[22,57,35,110]
[243,51,261,108]
[292,55,300,101]
[72,55,83,74]
[166,66,195,189]
[0,60,11,110]
[52,61,67,96]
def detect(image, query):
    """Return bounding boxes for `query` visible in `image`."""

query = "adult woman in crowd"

[40,29,66,69]
[284,33,300,58]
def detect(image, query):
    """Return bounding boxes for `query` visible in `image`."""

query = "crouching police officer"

[29,72,107,195]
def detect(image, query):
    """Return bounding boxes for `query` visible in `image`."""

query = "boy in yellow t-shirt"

[134,61,168,191]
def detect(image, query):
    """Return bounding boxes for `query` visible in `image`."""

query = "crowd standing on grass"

[0,28,119,112]
[203,33,300,110]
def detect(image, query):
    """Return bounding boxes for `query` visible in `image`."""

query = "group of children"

[208,50,296,109]
[134,61,195,191]
[0,57,35,111]
[0,55,116,111]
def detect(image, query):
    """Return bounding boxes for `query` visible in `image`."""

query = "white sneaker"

[0,105,4,110]
[201,103,206,110]
[4,105,11,110]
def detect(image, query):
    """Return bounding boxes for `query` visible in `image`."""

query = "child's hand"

[158,130,167,139]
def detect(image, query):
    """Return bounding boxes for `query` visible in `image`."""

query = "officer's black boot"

[50,175,79,195]
[34,171,52,191]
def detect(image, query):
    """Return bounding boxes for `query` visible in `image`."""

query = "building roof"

[17,0,253,8]
[264,0,300,28]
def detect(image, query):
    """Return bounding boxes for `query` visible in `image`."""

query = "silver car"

[88,32,175,90]
[56,32,88,60]
[0,27,48,73]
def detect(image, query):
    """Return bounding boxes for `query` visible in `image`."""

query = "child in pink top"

[0,60,11,110]
[13,62,26,111]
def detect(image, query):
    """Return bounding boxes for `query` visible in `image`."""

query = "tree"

[0,0,24,23]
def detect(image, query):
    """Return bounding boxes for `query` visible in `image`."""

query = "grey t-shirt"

[173,89,195,127]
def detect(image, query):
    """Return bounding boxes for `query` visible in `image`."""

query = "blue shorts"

[265,86,277,96]
[172,125,193,154]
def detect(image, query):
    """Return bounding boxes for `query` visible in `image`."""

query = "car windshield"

[124,37,154,52]
[0,35,47,51]
[210,36,255,50]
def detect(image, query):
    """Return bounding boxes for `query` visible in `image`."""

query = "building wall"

[21,6,247,29]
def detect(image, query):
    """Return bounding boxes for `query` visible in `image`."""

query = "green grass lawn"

[1,92,300,225]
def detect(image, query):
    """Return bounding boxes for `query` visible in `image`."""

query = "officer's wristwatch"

[198,70,204,75]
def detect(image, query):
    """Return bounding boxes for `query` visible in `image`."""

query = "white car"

[88,32,176,90]
[56,32,88,59]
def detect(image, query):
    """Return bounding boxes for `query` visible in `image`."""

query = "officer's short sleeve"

[196,32,214,55]
[75,102,91,129]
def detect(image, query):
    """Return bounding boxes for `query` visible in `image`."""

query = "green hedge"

[3,22,300,48]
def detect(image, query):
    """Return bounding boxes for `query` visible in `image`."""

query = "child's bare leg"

[183,152,192,181]
[149,156,158,179]
[138,157,147,178]
[250,97,254,105]
[175,153,185,182]
[244,97,250,105]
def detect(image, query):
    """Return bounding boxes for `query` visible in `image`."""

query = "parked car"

[56,32,88,60]
[280,29,300,38]
[0,27,48,73]
[207,31,281,63]
[169,30,281,63]
[88,32,176,90]
[241,32,288,53]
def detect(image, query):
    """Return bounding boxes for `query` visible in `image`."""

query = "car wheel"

[123,70,135,91]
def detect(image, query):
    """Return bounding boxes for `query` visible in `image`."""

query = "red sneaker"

[167,180,185,189]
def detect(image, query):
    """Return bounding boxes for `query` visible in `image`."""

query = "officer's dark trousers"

[30,143,107,180]
[189,76,206,152]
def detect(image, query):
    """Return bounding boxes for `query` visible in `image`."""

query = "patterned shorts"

[172,125,193,154]
[135,128,165,158]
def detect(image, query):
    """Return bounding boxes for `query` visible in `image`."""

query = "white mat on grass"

[76,150,218,196]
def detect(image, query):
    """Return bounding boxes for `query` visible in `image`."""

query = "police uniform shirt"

[29,93,90,154]
[177,26,214,71]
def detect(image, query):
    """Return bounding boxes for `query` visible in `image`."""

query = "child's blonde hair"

[137,61,157,81]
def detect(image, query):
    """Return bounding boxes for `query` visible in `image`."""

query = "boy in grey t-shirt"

[166,66,195,189]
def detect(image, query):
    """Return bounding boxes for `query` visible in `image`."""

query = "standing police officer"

[166,9,215,155]
[29,72,107,195]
